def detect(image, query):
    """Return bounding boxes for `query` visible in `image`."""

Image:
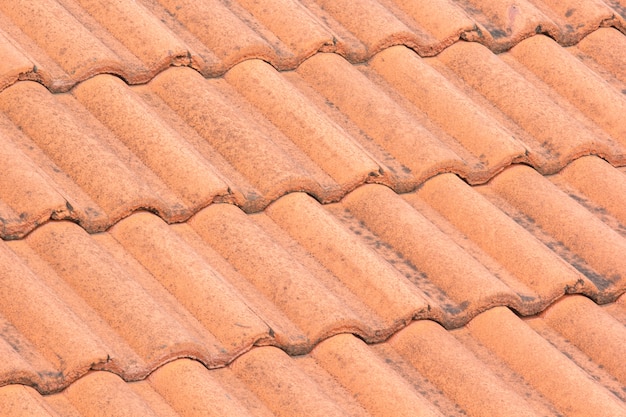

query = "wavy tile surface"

[3,28,626,238]
[2,296,626,416]
[1,158,626,394]
[3,1,626,415]
[1,0,626,91]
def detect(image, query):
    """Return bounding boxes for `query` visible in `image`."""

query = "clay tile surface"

[2,0,626,416]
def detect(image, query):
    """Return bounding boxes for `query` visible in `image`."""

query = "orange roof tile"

[1,1,626,416]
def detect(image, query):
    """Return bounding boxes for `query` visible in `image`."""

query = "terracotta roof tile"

[0,239,109,392]
[487,163,626,300]
[0,134,69,237]
[152,0,273,71]
[67,0,190,71]
[2,160,626,393]
[0,385,56,417]
[0,80,198,235]
[3,1,626,415]
[415,172,584,304]
[577,27,626,84]
[265,192,428,330]
[148,66,340,209]
[3,31,626,235]
[311,333,442,417]
[531,0,618,42]
[234,0,336,64]
[437,40,626,171]
[223,59,381,188]
[188,203,368,348]
[341,184,520,323]
[0,30,35,90]
[467,306,626,416]
[557,155,626,226]
[0,1,624,91]
[2,298,623,415]
[108,212,272,354]
[308,0,415,57]
[457,0,557,49]
[542,295,626,386]
[230,346,351,417]
[148,359,263,417]
[71,75,229,208]
[509,33,626,146]
[382,0,476,52]
[0,0,127,91]
[296,51,466,186]
[62,372,162,417]
[22,221,207,373]
[393,321,545,417]
[369,45,527,179]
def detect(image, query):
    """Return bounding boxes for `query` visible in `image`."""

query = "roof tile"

[542,295,626,385]
[0,0,625,93]
[341,184,519,324]
[148,359,258,417]
[233,0,335,66]
[0,134,68,238]
[0,81,188,233]
[369,45,527,180]
[437,40,625,171]
[509,33,626,146]
[151,0,273,72]
[0,0,125,90]
[577,27,626,85]
[296,51,465,185]
[487,163,626,300]
[1,162,626,392]
[455,0,557,50]
[311,333,442,417]
[63,371,160,417]
[384,0,476,53]
[10,296,622,415]
[147,66,338,209]
[188,203,366,348]
[71,74,229,209]
[531,0,618,43]
[265,192,428,330]
[224,59,381,188]
[230,346,351,417]
[2,1,626,414]
[415,172,584,304]
[23,221,206,372]
[467,306,626,416]
[108,212,273,353]
[389,320,540,417]
[556,155,626,226]
[0,385,56,417]
[309,0,415,57]
[0,239,108,391]
[68,0,190,71]
[0,30,35,90]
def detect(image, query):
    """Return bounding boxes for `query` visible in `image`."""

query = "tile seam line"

[2,154,622,240]
[4,294,622,397]
[1,24,623,94]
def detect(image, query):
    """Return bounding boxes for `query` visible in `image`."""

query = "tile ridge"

[5,293,622,397]
[1,154,621,241]
[1,25,623,94]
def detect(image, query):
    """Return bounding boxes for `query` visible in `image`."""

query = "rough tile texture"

[2,1,626,416]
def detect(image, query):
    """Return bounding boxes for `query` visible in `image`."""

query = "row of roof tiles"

[1,0,626,91]
[3,28,626,238]
[3,296,626,416]
[2,157,626,394]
